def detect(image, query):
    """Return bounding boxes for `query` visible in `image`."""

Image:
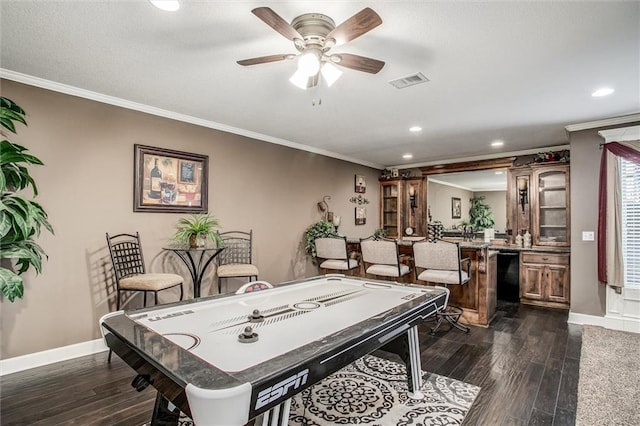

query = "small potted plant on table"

[172,213,222,248]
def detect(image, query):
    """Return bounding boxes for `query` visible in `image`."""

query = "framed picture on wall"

[133,144,208,213]
[355,207,367,225]
[451,197,462,219]
[355,174,366,193]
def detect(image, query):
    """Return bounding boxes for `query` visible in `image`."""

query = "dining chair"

[359,236,411,281]
[105,232,184,361]
[216,230,259,294]
[412,239,471,334]
[314,236,360,275]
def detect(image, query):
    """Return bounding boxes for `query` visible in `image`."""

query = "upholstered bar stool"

[413,239,471,334]
[360,237,411,282]
[314,236,360,275]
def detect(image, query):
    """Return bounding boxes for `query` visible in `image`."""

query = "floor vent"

[388,72,430,89]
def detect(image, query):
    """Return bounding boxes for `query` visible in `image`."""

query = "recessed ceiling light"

[402,154,413,160]
[495,171,504,175]
[491,140,504,147]
[409,126,422,132]
[592,87,614,97]
[149,0,180,11]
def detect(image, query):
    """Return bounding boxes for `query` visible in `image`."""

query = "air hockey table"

[100,275,448,426]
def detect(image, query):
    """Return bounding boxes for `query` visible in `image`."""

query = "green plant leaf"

[0,268,24,302]
[171,213,221,245]
[304,220,338,260]
[0,97,52,303]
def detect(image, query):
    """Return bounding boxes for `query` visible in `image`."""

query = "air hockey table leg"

[406,325,424,399]
[150,392,180,426]
[379,325,424,399]
[255,398,291,426]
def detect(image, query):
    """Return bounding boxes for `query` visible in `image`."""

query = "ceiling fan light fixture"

[298,49,321,76]
[149,0,180,12]
[289,69,310,90]
[321,62,342,87]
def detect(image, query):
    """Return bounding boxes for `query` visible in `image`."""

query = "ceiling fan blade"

[326,8,382,45]
[237,54,293,66]
[333,53,385,74]
[252,7,303,42]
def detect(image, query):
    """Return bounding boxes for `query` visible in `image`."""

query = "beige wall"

[427,181,472,229]
[0,80,381,359]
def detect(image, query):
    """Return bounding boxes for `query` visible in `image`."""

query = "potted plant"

[0,97,54,302]
[304,220,338,261]
[469,196,495,231]
[172,213,222,248]
[374,228,388,239]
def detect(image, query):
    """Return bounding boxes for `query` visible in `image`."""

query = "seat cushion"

[217,263,259,278]
[417,269,469,285]
[366,263,410,277]
[119,273,183,291]
[320,259,359,271]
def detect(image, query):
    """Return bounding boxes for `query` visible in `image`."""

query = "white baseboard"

[568,311,640,334]
[1,338,108,376]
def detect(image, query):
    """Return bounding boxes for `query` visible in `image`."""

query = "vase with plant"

[0,97,54,302]
[172,213,222,248]
[374,228,388,239]
[304,220,338,262]
[469,196,495,231]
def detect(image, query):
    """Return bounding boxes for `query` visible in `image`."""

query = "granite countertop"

[487,245,571,253]
[345,236,570,253]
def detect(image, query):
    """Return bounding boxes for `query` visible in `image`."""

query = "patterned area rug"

[289,355,480,425]
[175,355,480,426]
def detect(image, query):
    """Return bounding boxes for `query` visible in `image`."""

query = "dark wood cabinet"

[379,177,426,238]
[531,164,570,247]
[520,251,570,308]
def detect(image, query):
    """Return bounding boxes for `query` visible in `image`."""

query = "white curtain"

[601,140,640,288]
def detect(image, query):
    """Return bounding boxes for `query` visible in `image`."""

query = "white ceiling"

[1,1,638,169]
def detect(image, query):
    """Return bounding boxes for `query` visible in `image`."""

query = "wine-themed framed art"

[133,144,208,213]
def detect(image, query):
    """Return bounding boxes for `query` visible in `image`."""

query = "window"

[621,157,640,289]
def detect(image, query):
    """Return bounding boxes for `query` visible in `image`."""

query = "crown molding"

[565,113,640,132]
[0,69,382,170]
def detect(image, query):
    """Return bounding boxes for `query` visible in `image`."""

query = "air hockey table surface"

[101,275,448,425]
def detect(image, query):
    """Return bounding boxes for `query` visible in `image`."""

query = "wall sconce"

[409,185,417,211]
[519,179,528,213]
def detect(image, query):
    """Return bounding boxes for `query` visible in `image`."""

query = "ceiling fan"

[237,7,385,89]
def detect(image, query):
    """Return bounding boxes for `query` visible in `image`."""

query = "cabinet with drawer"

[520,251,570,308]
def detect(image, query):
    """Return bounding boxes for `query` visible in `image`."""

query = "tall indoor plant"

[0,97,54,302]
[469,196,495,231]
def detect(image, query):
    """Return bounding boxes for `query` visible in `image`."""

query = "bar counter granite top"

[346,236,570,253]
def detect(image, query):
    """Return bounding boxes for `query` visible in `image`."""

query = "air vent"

[388,72,430,89]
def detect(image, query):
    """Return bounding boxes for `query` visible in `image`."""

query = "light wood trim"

[521,252,570,265]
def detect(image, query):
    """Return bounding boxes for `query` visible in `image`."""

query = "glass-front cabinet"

[380,180,401,238]
[531,164,570,246]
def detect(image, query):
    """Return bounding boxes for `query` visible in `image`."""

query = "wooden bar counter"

[346,238,498,327]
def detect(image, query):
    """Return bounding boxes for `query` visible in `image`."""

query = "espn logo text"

[255,369,309,410]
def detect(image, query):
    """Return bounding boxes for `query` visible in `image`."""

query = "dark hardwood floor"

[0,301,581,426]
